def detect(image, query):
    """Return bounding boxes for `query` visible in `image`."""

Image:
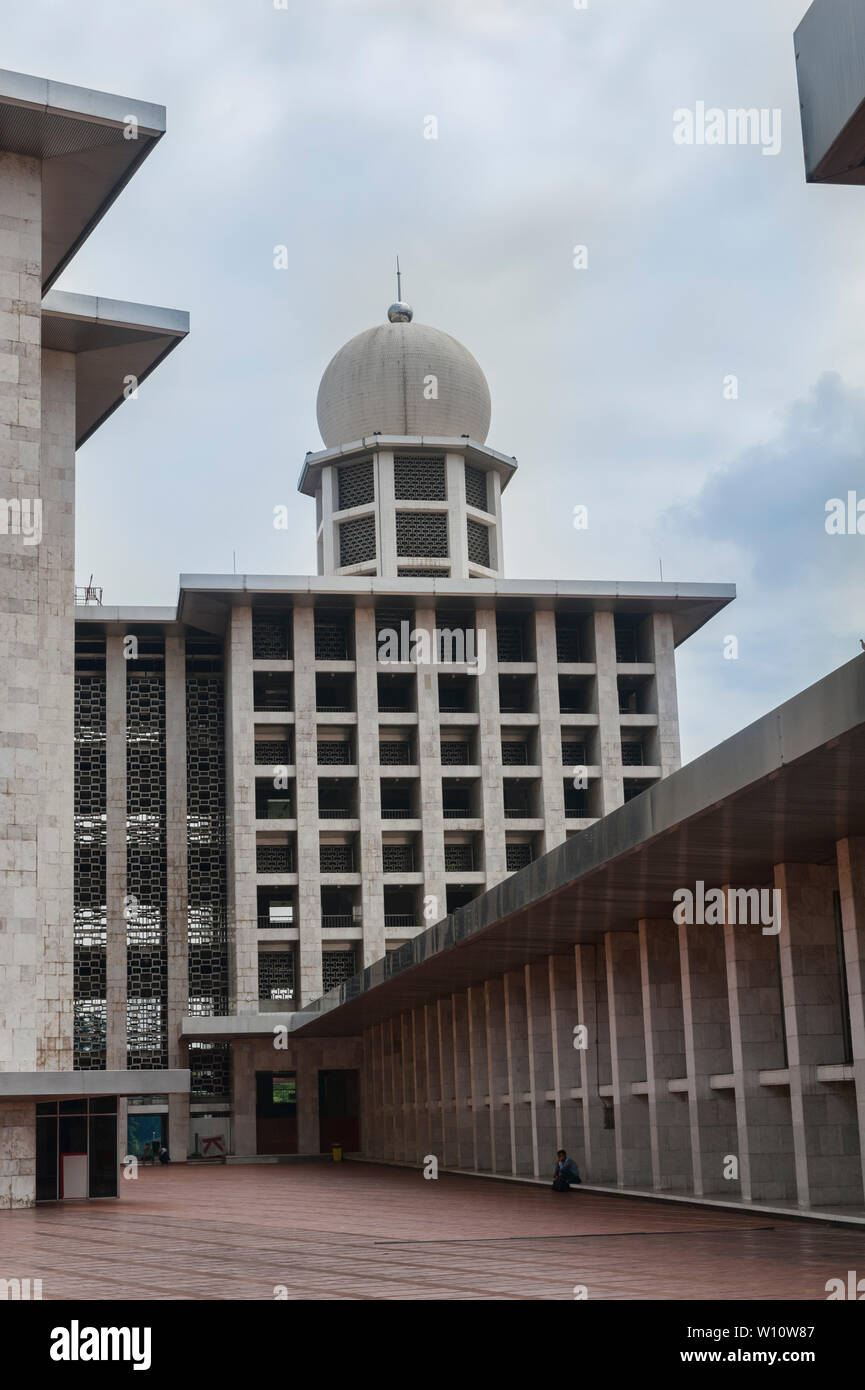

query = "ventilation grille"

[501,741,528,766]
[320,844,354,873]
[555,618,583,663]
[506,843,533,872]
[382,844,414,872]
[255,740,291,765]
[441,741,471,765]
[259,950,296,1000]
[256,844,294,873]
[465,464,488,511]
[497,620,525,661]
[323,948,358,992]
[376,608,412,643]
[340,515,376,567]
[562,740,587,766]
[338,460,374,510]
[394,454,446,500]
[318,740,353,766]
[622,741,645,767]
[380,741,412,765]
[314,619,350,660]
[252,620,290,660]
[397,567,447,577]
[614,618,640,664]
[444,843,474,871]
[467,518,490,567]
[396,512,448,558]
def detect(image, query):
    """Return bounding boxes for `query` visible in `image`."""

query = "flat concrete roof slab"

[180,1014,296,1042]
[175,574,735,645]
[0,1069,189,1098]
[0,68,165,290]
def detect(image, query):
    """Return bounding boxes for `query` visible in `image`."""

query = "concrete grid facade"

[77,578,711,1158]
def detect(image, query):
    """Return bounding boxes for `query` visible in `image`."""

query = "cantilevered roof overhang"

[175,574,735,646]
[277,652,865,1038]
[42,290,189,446]
[0,69,165,291]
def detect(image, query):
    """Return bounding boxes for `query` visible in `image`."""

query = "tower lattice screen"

[74,668,107,1069]
[126,663,168,1069]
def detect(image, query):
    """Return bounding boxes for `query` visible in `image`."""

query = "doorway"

[255,1071,298,1154]
[318,1069,360,1153]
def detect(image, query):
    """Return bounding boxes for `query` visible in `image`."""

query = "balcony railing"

[443,807,472,819]
[258,915,294,929]
[322,914,353,929]
[384,913,417,928]
[504,805,531,819]
[74,583,103,605]
[381,807,413,820]
[319,807,352,819]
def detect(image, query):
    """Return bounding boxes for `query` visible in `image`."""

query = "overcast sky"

[7,0,864,761]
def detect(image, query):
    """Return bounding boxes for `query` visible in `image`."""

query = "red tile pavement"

[1,1161,863,1300]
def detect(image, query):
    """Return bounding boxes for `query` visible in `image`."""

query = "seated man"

[552,1148,582,1191]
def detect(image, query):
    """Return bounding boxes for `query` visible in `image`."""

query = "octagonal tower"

[299,301,516,579]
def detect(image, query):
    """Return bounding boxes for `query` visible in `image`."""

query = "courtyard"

[2,1162,863,1301]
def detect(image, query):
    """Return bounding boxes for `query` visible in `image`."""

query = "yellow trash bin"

[332,1143,343,1163]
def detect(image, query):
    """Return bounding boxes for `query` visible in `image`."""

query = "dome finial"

[388,253,413,322]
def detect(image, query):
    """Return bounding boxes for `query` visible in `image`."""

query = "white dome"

[316,316,491,448]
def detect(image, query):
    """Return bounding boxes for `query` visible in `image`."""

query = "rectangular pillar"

[292,606,322,1002]
[467,984,491,1171]
[605,931,651,1186]
[484,978,510,1173]
[503,969,533,1174]
[776,861,861,1207]
[354,605,385,965]
[573,943,617,1181]
[678,919,738,1195]
[837,837,865,1202]
[639,919,691,1191]
[164,636,189,1159]
[724,895,795,1203]
[526,959,556,1178]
